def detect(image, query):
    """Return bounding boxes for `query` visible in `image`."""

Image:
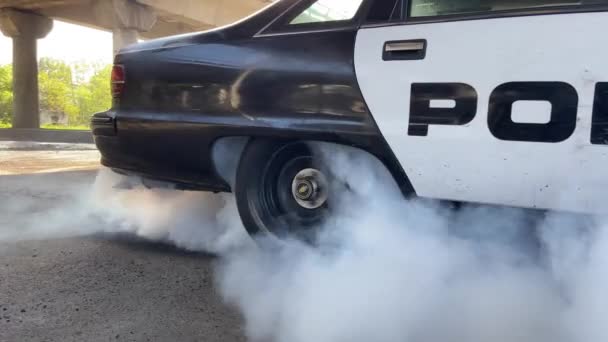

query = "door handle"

[383,39,426,61]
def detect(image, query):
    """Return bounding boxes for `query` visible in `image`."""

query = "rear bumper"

[91,112,116,137]
[91,111,231,192]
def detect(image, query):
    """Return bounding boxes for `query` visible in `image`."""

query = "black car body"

[93,0,408,192]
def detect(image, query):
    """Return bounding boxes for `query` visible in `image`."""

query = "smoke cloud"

[88,169,249,254]
[216,143,608,342]
[1,142,607,342]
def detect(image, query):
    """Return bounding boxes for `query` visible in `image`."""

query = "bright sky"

[0,20,113,65]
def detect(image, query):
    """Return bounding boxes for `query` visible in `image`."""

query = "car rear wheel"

[235,139,331,241]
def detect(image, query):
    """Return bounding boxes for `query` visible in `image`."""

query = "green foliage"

[41,124,90,130]
[0,64,12,124]
[72,64,112,126]
[38,58,79,123]
[39,58,73,84]
[0,58,112,129]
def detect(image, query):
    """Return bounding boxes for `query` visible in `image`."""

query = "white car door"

[355,1,608,212]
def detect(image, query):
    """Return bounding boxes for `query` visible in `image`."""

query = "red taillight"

[111,64,125,98]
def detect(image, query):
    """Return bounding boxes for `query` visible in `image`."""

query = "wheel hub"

[291,168,328,209]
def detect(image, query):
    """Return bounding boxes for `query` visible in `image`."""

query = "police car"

[92,0,608,239]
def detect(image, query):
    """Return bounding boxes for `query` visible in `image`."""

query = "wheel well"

[211,136,415,198]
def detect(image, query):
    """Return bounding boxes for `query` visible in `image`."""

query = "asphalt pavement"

[0,143,245,342]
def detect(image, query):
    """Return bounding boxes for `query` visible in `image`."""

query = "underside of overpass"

[0,0,273,129]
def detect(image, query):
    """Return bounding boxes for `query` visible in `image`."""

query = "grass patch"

[0,123,90,130]
[41,124,90,131]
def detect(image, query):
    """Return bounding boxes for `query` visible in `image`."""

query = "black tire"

[235,139,330,241]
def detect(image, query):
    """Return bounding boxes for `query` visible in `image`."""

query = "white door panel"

[355,12,608,212]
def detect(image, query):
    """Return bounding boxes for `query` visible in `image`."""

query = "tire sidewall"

[235,139,327,239]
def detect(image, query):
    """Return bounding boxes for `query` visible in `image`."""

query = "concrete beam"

[93,0,156,31]
[0,9,52,129]
[38,3,202,40]
[137,0,270,27]
[2,0,271,42]
[0,0,87,10]
[92,0,157,54]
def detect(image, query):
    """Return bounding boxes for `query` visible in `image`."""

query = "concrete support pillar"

[0,9,52,129]
[112,28,138,56]
[11,35,39,128]
[94,0,157,57]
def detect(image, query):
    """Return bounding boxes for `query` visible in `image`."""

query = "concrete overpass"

[0,0,272,128]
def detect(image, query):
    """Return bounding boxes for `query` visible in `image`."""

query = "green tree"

[0,64,12,124]
[87,64,112,112]
[72,64,111,126]
[38,57,79,125]
[0,59,112,128]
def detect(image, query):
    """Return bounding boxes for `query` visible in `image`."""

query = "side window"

[409,0,607,18]
[366,0,405,23]
[290,0,366,24]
